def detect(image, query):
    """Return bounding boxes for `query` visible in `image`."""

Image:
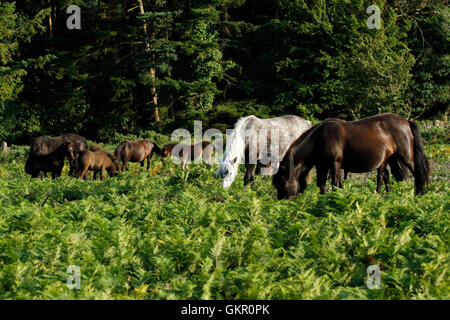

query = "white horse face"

[217,158,238,188]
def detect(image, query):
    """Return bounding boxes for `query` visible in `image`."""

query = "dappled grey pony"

[217,115,311,187]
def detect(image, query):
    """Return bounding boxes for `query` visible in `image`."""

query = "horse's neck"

[224,129,245,164]
[294,136,314,166]
[57,147,69,159]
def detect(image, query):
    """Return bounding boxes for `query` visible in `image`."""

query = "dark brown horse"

[77,150,120,180]
[162,141,215,169]
[114,140,162,171]
[25,133,87,177]
[26,142,76,179]
[273,113,430,199]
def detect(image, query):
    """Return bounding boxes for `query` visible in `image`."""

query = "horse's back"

[234,114,312,163]
[31,133,86,155]
[345,113,412,145]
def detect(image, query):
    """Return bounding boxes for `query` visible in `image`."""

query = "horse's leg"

[182,153,188,169]
[383,167,391,192]
[140,160,144,167]
[204,148,213,166]
[244,163,256,186]
[376,168,382,193]
[122,160,128,171]
[316,165,329,195]
[330,161,342,189]
[147,153,152,171]
[79,166,88,180]
[376,161,388,193]
[100,168,104,181]
[93,170,98,180]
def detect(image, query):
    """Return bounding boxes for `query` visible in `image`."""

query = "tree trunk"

[48,0,53,36]
[52,1,56,32]
[2,141,8,152]
[223,5,230,35]
[137,0,160,123]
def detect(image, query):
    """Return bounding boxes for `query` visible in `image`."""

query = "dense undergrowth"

[0,131,448,299]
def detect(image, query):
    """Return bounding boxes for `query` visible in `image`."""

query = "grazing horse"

[273,113,430,199]
[25,133,87,177]
[162,141,215,169]
[26,142,76,179]
[216,115,312,187]
[77,150,120,180]
[114,140,162,171]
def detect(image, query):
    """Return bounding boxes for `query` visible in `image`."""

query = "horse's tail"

[25,157,33,175]
[114,141,127,160]
[408,120,430,195]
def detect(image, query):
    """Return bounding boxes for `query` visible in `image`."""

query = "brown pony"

[26,142,76,179]
[77,150,120,180]
[162,141,215,169]
[25,133,87,177]
[114,140,162,171]
[273,113,430,199]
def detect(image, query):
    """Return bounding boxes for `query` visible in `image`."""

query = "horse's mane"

[222,115,258,164]
[151,143,163,156]
[281,119,341,178]
[163,143,179,153]
[106,152,119,165]
[88,144,102,151]
[293,118,344,151]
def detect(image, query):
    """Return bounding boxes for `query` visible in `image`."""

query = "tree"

[0,2,49,140]
[135,0,180,123]
[176,2,235,114]
[408,2,449,118]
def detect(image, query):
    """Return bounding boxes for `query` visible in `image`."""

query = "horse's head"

[272,154,301,200]
[60,142,76,161]
[162,145,173,161]
[216,157,238,188]
[111,155,120,171]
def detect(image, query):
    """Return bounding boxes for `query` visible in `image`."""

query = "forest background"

[0,0,448,144]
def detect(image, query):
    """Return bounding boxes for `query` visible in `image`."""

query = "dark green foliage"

[0,139,448,299]
[0,0,448,143]
[408,3,449,118]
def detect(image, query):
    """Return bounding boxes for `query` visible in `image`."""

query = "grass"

[0,141,448,300]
